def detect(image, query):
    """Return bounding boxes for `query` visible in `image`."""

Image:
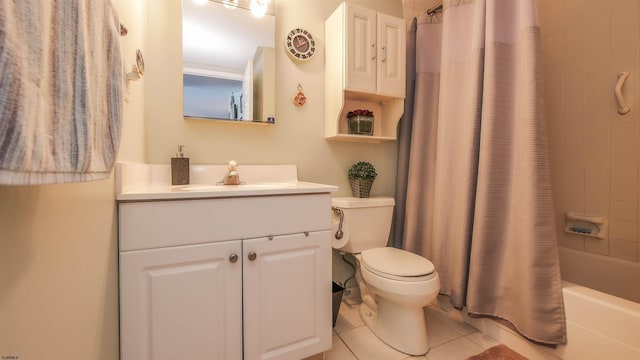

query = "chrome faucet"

[222,160,241,185]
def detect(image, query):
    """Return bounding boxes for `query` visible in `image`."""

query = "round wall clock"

[285,28,316,61]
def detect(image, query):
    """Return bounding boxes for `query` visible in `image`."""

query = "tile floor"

[325,296,503,360]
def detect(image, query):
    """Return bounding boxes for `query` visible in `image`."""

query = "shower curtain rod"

[426,3,443,15]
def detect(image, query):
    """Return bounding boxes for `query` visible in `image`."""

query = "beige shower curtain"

[394,0,566,345]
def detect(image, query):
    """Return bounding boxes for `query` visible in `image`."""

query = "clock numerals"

[285,28,315,62]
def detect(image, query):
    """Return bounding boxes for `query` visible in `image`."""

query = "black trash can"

[332,282,345,327]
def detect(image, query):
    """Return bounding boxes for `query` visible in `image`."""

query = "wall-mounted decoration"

[293,83,307,106]
[285,28,316,61]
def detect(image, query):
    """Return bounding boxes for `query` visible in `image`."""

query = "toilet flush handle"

[332,207,344,240]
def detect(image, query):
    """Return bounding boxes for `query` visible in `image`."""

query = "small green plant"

[348,161,377,180]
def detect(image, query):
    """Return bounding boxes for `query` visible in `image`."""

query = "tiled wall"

[403,0,640,263]
[540,0,640,262]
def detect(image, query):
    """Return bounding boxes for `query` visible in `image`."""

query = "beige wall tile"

[542,0,640,265]
[559,233,586,250]
[610,161,638,201]
[564,0,588,28]
[538,0,564,36]
[610,120,639,161]
[539,0,565,20]
[585,195,609,218]
[612,0,636,9]
[563,124,586,163]
[541,13,565,37]
[585,236,610,254]
[564,24,588,61]
[585,51,611,126]
[585,166,610,203]
[555,212,567,240]
[610,200,637,221]
[609,219,637,241]
[543,64,564,116]
[563,59,586,120]
[612,45,640,101]
[563,162,586,211]
[611,4,640,48]
[542,32,564,66]
[611,138,637,163]
[610,239,638,260]
[585,124,610,165]
[585,0,612,19]
[585,15,611,55]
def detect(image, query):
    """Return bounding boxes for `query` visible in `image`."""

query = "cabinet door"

[345,4,377,93]
[377,13,406,97]
[120,241,243,360]
[243,231,332,360]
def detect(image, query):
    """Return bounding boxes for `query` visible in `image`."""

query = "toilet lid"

[361,247,434,278]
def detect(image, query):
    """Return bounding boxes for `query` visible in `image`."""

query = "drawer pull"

[248,251,257,261]
[229,254,239,263]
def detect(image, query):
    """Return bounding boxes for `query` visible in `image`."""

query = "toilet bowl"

[331,197,440,355]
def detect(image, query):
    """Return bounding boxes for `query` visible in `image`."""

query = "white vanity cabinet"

[119,239,243,360]
[243,231,330,360]
[118,193,332,360]
[325,2,405,142]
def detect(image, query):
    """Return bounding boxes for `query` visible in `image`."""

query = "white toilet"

[331,196,440,356]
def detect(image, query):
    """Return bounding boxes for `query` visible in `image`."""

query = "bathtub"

[558,247,640,303]
[464,280,640,360]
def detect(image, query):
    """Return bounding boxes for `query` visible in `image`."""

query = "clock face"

[286,28,316,61]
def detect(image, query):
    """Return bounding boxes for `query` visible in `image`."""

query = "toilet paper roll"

[331,220,350,250]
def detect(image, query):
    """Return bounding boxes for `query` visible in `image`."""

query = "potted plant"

[347,109,374,136]
[348,161,377,198]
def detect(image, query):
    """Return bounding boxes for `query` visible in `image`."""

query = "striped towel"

[0,0,124,185]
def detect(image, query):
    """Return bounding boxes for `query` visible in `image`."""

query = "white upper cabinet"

[376,13,405,97]
[325,2,406,142]
[344,4,405,97]
[345,5,377,93]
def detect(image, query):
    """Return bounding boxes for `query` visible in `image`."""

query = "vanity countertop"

[115,162,338,201]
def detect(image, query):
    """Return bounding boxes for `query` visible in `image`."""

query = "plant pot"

[349,178,374,198]
[348,115,374,136]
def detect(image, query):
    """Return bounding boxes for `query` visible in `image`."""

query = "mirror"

[182,0,275,122]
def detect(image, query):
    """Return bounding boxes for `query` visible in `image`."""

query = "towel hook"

[615,71,631,115]
[127,49,145,82]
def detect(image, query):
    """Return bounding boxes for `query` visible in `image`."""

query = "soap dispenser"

[171,145,190,185]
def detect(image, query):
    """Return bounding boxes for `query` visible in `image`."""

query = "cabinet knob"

[229,254,239,263]
[248,251,257,261]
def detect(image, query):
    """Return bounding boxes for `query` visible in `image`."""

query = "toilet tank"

[332,196,395,253]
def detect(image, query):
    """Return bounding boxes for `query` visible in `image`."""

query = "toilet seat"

[361,247,435,282]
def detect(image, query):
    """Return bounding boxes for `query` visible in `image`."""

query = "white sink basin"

[174,182,298,192]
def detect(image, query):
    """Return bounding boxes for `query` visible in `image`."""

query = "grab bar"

[615,72,631,115]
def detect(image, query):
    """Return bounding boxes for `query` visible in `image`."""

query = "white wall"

[0,0,407,358]
[145,0,403,198]
[0,1,147,359]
